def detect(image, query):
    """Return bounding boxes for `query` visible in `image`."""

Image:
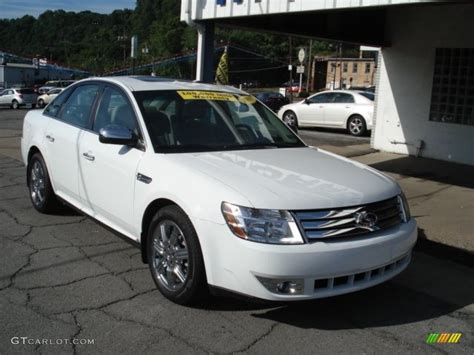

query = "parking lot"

[0,108,473,354]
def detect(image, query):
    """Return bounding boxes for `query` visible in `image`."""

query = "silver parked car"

[0,88,38,109]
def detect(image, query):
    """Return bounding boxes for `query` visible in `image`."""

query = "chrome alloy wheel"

[283,112,296,127]
[349,117,364,135]
[30,160,46,206]
[152,220,189,291]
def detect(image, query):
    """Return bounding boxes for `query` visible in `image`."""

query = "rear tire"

[38,99,45,108]
[147,205,208,305]
[347,115,367,136]
[27,153,62,213]
[282,110,299,133]
[11,100,19,110]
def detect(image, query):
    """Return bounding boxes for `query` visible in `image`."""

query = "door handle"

[45,134,55,142]
[82,152,95,161]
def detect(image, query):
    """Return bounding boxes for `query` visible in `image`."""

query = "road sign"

[296,65,305,74]
[298,48,305,63]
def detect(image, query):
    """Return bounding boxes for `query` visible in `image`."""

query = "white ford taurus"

[21,76,417,305]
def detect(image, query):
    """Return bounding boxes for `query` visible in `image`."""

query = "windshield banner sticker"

[177,91,238,101]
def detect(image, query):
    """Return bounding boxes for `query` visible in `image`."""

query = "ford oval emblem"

[354,211,379,231]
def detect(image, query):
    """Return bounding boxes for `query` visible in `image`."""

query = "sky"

[0,0,136,19]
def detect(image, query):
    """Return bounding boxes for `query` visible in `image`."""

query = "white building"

[181,0,474,166]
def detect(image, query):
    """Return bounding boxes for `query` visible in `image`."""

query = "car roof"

[78,76,245,94]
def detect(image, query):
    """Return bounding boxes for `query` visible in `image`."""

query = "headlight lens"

[221,202,304,244]
[398,192,411,222]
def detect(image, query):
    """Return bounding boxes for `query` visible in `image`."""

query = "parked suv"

[21,76,416,305]
[0,88,37,109]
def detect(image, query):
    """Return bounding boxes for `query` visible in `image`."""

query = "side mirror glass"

[99,125,138,146]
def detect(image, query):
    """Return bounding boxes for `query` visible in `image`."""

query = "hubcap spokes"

[284,114,295,126]
[350,119,362,134]
[152,220,189,291]
[30,161,45,205]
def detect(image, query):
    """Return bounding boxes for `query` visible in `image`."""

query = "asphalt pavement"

[0,108,473,354]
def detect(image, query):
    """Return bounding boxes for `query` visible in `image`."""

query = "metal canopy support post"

[196,22,215,83]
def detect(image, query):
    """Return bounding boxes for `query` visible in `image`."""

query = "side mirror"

[304,99,310,105]
[99,125,138,146]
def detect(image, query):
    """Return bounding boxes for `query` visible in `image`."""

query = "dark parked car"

[255,92,290,112]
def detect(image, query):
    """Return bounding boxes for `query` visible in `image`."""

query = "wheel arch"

[26,146,41,186]
[140,198,182,264]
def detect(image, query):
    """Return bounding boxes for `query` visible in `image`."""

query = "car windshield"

[134,90,305,153]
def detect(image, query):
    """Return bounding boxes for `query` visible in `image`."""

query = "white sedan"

[21,77,416,305]
[37,88,64,108]
[278,90,374,136]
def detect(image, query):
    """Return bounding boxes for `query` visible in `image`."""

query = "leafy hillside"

[0,0,337,82]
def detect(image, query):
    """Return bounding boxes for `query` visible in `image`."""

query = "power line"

[229,65,287,73]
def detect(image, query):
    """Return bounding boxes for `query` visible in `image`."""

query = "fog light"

[256,276,304,295]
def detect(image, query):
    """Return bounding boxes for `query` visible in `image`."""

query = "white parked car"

[21,77,416,305]
[278,90,374,136]
[37,88,64,108]
[0,88,37,109]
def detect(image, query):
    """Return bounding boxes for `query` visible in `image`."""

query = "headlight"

[221,202,304,244]
[398,192,411,222]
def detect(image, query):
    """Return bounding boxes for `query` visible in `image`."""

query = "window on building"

[430,48,474,126]
[352,63,358,73]
[365,63,371,73]
[343,63,348,73]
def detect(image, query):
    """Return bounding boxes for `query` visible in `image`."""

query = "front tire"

[38,99,45,108]
[282,110,298,133]
[147,205,207,305]
[347,115,367,136]
[27,153,62,213]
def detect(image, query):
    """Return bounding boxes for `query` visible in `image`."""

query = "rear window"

[19,89,35,94]
[359,92,375,101]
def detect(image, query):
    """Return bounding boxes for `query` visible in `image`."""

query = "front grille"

[293,196,403,242]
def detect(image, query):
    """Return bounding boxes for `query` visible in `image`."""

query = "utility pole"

[338,43,343,89]
[289,36,293,103]
[306,39,313,93]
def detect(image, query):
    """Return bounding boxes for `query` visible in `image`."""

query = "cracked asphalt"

[0,109,473,354]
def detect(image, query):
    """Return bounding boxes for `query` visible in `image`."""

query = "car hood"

[170,147,399,210]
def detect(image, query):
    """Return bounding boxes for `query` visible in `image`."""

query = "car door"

[43,84,101,207]
[78,85,144,237]
[324,92,356,127]
[297,92,335,127]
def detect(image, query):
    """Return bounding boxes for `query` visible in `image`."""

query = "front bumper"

[194,218,417,301]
